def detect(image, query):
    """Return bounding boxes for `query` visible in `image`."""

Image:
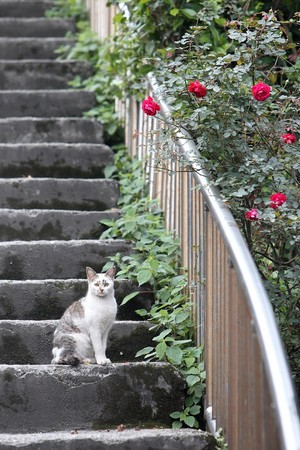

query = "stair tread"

[0,178,119,210]
[0,208,118,241]
[0,428,214,450]
[0,117,104,143]
[0,320,153,364]
[0,18,75,38]
[0,363,185,433]
[0,1,54,18]
[0,38,75,60]
[0,60,93,89]
[0,278,152,321]
[0,239,132,280]
[0,90,96,117]
[0,142,113,178]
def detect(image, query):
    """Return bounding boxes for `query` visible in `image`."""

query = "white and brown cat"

[51,266,117,366]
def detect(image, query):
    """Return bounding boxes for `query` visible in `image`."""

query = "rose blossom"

[245,208,259,221]
[188,80,207,98]
[270,193,287,209]
[141,96,160,116]
[251,82,271,101]
[281,133,296,144]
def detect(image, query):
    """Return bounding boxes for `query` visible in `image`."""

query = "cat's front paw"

[96,357,111,365]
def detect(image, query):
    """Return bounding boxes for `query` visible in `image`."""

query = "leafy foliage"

[101,149,206,429]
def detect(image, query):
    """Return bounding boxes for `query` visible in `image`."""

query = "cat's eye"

[94,282,99,286]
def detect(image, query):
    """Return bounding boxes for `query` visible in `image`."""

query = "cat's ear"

[105,266,116,279]
[86,267,98,281]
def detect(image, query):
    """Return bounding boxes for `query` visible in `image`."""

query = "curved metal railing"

[85,2,300,449]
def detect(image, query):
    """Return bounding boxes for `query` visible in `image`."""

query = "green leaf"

[166,346,183,364]
[186,375,201,387]
[183,415,196,427]
[170,411,181,419]
[156,341,167,359]
[137,269,152,286]
[152,328,172,341]
[185,357,195,368]
[135,346,153,357]
[120,291,140,306]
[175,311,190,323]
[170,8,179,16]
[181,8,198,19]
[172,420,182,429]
[104,165,116,178]
[189,405,201,416]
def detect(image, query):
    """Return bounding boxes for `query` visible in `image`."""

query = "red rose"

[281,133,296,144]
[245,208,259,221]
[188,80,207,98]
[270,193,287,209]
[141,96,160,116]
[251,82,271,101]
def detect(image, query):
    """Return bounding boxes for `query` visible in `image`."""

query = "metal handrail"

[148,74,300,450]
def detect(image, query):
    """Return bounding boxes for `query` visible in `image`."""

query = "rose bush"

[149,11,299,391]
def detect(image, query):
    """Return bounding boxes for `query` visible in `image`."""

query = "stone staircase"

[0,1,214,448]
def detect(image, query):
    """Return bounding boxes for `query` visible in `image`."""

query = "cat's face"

[86,267,115,298]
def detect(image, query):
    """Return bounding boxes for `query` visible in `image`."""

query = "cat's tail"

[51,347,81,366]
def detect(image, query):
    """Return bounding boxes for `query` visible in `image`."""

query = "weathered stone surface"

[0,118,104,143]
[0,209,119,241]
[0,363,185,432]
[0,279,153,321]
[0,0,54,18]
[0,90,96,117]
[0,320,153,364]
[0,60,93,89]
[0,18,75,37]
[0,143,113,178]
[0,178,119,210]
[0,38,75,60]
[0,429,215,450]
[0,239,132,280]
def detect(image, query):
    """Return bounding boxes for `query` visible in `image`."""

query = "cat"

[51,266,117,366]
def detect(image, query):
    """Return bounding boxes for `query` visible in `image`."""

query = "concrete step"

[0,178,119,210]
[0,320,154,364]
[0,38,74,60]
[0,18,75,37]
[0,209,119,241]
[0,363,185,433]
[0,118,104,143]
[0,239,132,280]
[0,90,96,117]
[0,60,93,89]
[0,0,54,18]
[0,143,113,178]
[0,429,215,450]
[0,279,153,321]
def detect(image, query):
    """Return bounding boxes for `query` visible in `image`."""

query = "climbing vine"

[101,148,206,429]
